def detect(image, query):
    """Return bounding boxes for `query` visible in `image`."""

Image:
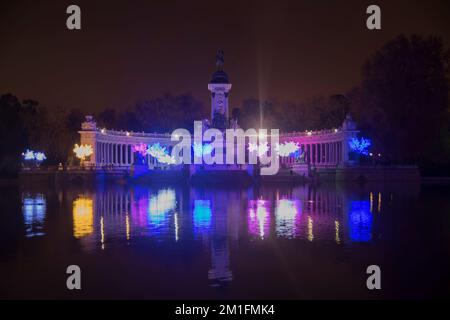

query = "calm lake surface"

[1,181,449,299]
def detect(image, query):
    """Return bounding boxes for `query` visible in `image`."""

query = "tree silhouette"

[353,35,450,165]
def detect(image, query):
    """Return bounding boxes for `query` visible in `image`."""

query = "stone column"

[317,144,320,164]
[331,142,334,164]
[122,144,125,166]
[128,145,131,165]
[307,144,311,163]
[338,142,342,164]
[119,144,122,166]
[116,144,119,166]
[327,143,330,164]
[111,144,113,165]
[334,142,337,164]
[115,143,117,165]
[319,144,322,164]
[124,145,128,165]
[127,145,130,165]
[121,144,125,166]
[314,143,318,164]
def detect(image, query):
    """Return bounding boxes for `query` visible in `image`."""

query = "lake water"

[1,182,449,299]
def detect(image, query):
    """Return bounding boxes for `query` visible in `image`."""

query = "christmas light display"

[34,152,47,162]
[132,143,148,156]
[22,149,47,162]
[73,144,93,161]
[22,149,36,160]
[193,142,213,157]
[147,143,176,165]
[348,137,372,156]
[248,142,269,157]
[276,141,300,157]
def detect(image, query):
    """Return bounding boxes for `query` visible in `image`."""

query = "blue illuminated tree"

[348,137,372,161]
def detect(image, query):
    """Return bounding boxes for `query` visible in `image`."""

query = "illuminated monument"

[78,50,362,178]
[208,49,232,128]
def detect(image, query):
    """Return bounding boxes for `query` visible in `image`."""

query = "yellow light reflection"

[369,192,374,213]
[307,216,314,242]
[72,197,93,238]
[100,216,105,250]
[335,220,340,244]
[125,214,130,241]
[378,192,382,213]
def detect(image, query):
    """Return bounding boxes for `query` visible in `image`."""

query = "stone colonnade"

[80,124,356,168]
[280,139,345,167]
[95,142,133,166]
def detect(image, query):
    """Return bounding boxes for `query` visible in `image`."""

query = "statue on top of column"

[216,49,224,71]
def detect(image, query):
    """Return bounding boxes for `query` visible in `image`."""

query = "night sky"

[1,0,449,113]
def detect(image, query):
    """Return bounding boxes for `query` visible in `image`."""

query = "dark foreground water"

[0,181,449,299]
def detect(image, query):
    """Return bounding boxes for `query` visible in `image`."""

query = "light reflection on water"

[11,182,450,299]
[22,193,46,238]
[20,185,378,286]
[21,186,378,246]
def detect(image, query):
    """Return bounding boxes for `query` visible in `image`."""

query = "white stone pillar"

[116,144,119,166]
[338,142,342,164]
[307,144,310,163]
[317,144,320,164]
[128,145,131,165]
[112,143,115,165]
[314,144,316,164]
[334,142,337,164]
[327,143,330,164]
[115,143,117,165]
[119,144,122,166]
[331,142,334,164]
[125,144,127,165]
[121,144,124,166]
[121,145,124,166]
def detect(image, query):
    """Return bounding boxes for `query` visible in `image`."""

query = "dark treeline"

[1,35,449,177]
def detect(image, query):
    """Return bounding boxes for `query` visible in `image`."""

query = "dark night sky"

[1,0,449,113]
